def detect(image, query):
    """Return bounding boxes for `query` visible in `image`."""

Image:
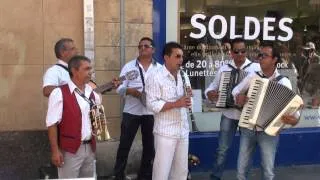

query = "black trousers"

[113,112,155,180]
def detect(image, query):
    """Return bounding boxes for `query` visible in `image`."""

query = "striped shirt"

[145,66,190,139]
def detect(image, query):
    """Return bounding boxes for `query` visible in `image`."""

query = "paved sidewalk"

[191,164,320,180]
[99,164,320,180]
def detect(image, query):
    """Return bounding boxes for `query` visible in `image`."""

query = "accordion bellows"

[239,77,304,136]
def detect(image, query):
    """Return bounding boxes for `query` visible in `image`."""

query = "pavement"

[191,164,320,180]
[99,164,320,180]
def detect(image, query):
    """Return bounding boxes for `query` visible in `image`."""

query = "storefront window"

[179,0,320,116]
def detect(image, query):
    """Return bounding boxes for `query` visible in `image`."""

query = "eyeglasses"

[174,54,183,59]
[258,53,272,59]
[138,44,153,49]
[233,49,246,54]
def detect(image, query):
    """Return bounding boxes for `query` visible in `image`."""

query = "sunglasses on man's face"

[233,49,246,54]
[258,53,272,59]
[138,44,153,49]
[173,54,183,59]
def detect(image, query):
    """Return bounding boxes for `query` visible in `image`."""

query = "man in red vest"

[46,55,101,178]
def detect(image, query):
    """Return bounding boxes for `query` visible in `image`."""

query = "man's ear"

[273,57,279,66]
[70,67,77,76]
[163,55,168,63]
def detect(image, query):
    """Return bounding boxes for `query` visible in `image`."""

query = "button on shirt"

[232,69,298,131]
[117,59,162,116]
[46,81,102,141]
[145,66,190,139]
[43,60,70,87]
[205,59,261,120]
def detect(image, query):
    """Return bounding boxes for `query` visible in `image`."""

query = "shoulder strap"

[55,64,68,72]
[255,71,266,78]
[274,75,286,82]
[74,88,95,108]
[136,60,145,89]
[227,64,236,70]
[242,62,253,70]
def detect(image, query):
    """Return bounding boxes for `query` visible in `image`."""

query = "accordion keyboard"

[240,78,265,122]
[216,72,231,107]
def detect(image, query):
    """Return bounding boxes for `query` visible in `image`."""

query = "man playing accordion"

[205,38,260,180]
[232,43,300,180]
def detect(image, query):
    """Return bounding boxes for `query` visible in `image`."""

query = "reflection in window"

[179,0,320,111]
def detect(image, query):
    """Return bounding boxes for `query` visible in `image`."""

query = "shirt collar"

[67,80,93,95]
[136,58,157,67]
[57,59,68,67]
[230,58,251,69]
[257,69,280,79]
[162,65,179,81]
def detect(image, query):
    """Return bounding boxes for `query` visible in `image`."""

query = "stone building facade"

[0,0,152,179]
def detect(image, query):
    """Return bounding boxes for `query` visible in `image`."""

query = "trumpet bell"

[90,104,113,141]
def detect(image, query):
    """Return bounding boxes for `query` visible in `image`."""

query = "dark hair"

[139,37,154,47]
[68,55,90,78]
[261,41,281,64]
[231,38,245,49]
[54,38,74,59]
[162,42,183,57]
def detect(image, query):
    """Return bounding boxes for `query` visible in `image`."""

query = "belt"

[82,139,92,144]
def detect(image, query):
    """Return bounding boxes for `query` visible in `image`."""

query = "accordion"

[239,77,303,136]
[216,70,248,108]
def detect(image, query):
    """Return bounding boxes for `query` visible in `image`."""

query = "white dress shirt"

[205,58,261,120]
[145,66,190,139]
[46,81,102,141]
[43,60,70,87]
[232,69,299,131]
[116,59,162,115]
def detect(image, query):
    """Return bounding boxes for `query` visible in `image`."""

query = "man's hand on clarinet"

[207,90,219,102]
[175,96,191,108]
[51,149,64,167]
[186,87,193,97]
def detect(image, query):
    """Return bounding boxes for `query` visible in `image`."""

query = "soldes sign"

[190,14,293,41]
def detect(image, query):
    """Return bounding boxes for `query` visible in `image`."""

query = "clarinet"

[180,68,199,132]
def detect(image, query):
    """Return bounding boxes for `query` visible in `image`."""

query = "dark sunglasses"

[138,44,153,49]
[258,53,272,59]
[233,49,246,54]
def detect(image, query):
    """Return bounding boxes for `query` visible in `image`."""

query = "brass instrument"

[188,154,200,166]
[89,104,112,141]
[180,69,199,132]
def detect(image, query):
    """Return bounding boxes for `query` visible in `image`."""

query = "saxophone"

[89,104,112,141]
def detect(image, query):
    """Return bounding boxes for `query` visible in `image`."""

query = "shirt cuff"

[118,87,127,96]
[151,100,166,113]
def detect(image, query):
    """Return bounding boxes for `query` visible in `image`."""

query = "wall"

[0,0,153,179]
[94,0,153,177]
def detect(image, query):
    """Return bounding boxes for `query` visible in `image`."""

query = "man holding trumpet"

[46,55,101,178]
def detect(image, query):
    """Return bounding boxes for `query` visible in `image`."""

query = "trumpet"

[89,104,112,141]
[180,68,199,132]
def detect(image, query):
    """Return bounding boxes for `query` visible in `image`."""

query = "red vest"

[58,84,96,153]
